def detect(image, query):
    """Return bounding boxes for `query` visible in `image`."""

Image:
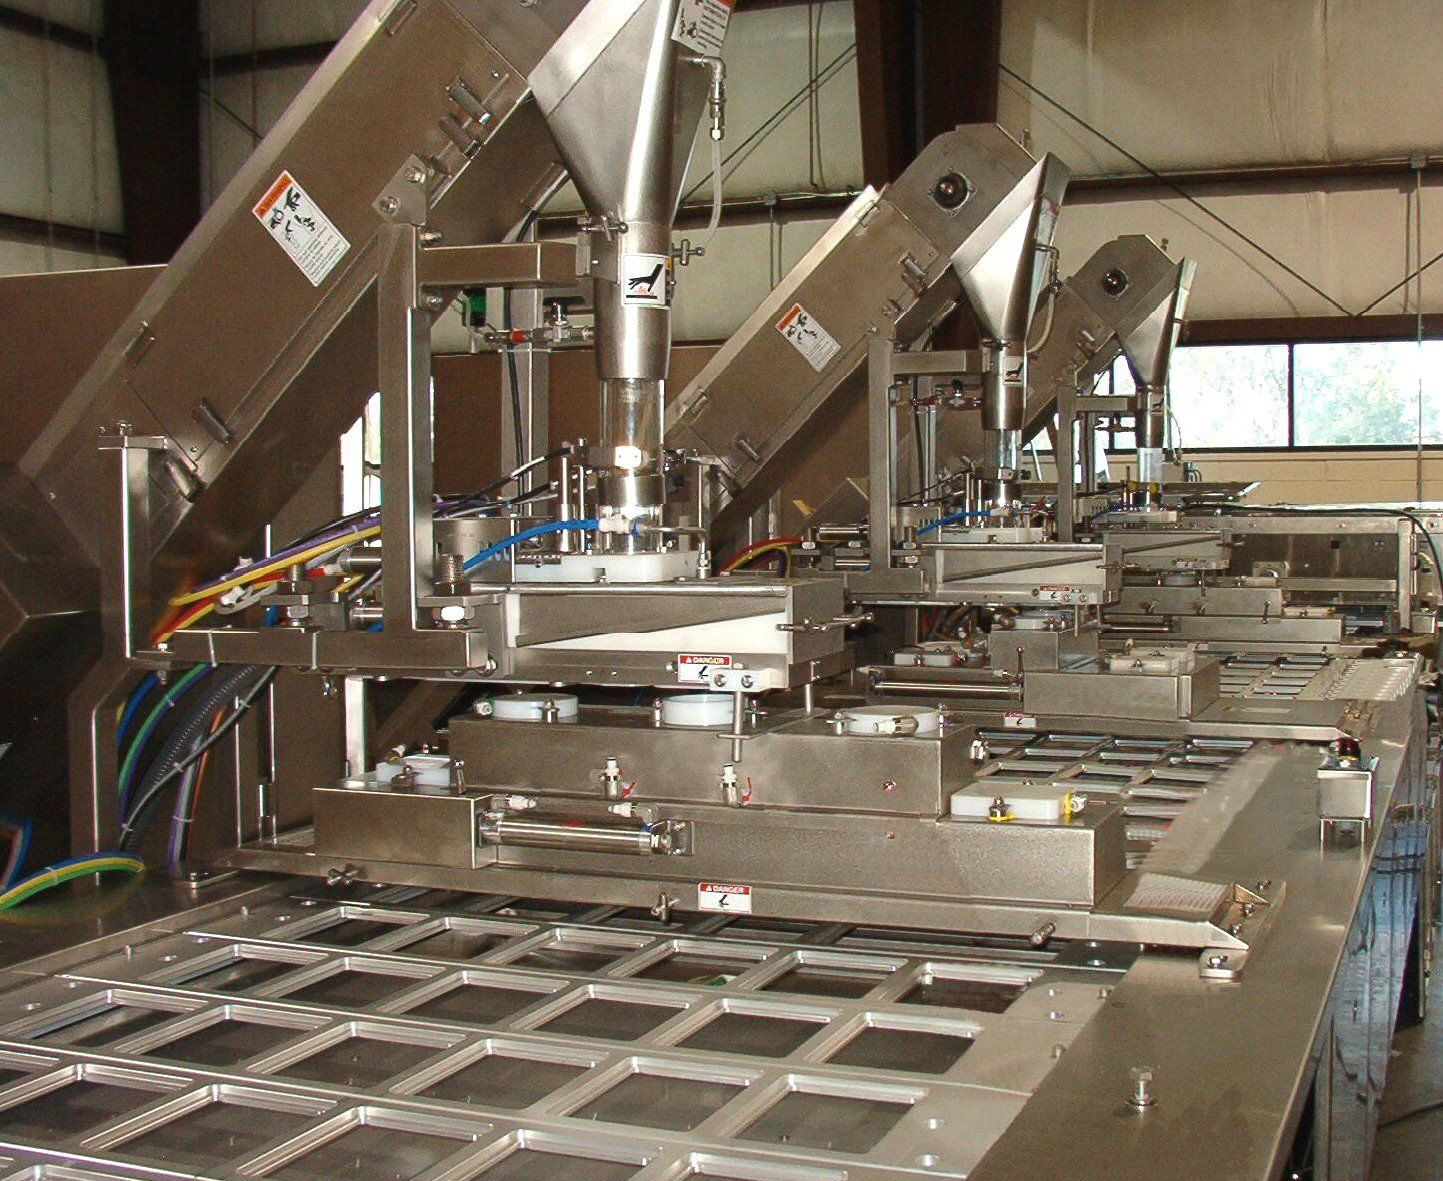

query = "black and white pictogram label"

[672,0,733,55]
[621,252,670,308]
[698,882,752,913]
[776,301,841,372]
[252,171,350,287]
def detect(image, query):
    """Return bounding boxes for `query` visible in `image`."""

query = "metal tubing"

[981,340,1027,509]
[869,679,1022,698]
[480,816,657,856]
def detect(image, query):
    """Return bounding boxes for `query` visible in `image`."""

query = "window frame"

[1096,335,1443,455]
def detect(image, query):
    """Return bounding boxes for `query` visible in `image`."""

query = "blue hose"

[115,673,158,751]
[462,519,600,572]
[917,510,991,536]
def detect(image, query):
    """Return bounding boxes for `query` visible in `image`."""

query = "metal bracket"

[1199,947,1248,981]
[899,252,928,295]
[374,154,431,224]
[777,609,875,634]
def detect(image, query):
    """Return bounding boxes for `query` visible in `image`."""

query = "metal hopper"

[947,132,1071,509]
[529,0,723,540]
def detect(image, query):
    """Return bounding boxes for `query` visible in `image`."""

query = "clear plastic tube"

[697,135,724,248]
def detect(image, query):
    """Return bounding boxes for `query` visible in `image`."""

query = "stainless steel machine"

[0,4,1435,1181]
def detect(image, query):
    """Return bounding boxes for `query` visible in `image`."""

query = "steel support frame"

[1055,390,1131,542]
[854,0,1001,186]
[377,220,437,635]
[867,339,980,570]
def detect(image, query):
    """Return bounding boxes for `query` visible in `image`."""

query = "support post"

[1057,386,1077,542]
[868,335,897,571]
[378,221,436,635]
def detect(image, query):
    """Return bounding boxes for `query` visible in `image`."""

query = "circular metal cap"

[932,172,971,210]
[1102,267,1130,296]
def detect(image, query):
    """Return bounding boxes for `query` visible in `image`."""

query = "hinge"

[380,0,417,36]
[124,321,155,365]
[899,253,927,295]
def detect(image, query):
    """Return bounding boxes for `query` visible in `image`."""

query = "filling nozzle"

[1133,381,1166,507]
[980,339,1027,514]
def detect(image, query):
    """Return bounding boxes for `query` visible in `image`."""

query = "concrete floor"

[1376,926,1443,1180]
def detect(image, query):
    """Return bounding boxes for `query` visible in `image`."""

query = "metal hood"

[1020,235,1195,444]
[1113,245,1195,391]
[528,0,710,224]
[949,139,1071,345]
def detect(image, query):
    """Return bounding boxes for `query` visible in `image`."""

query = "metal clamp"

[777,609,875,634]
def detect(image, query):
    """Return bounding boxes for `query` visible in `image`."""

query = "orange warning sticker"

[776,301,841,372]
[253,170,350,287]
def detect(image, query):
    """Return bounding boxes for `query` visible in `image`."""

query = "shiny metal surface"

[0,10,1431,1181]
[0,885,1124,1181]
[2,664,1430,1181]
[666,125,1060,535]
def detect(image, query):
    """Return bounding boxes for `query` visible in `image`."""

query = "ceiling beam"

[852,0,917,188]
[208,0,831,76]
[853,0,1000,188]
[1184,314,1443,346]
[102,0,202,265]
[918,0,999,138]
[0,3,95,52]
[1069,158,1443,203]
[0,211,125,254]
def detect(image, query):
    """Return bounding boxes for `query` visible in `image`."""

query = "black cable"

[997,63,1353,317]
[121,664,263,843]
[1359,245,1443,316]
[503,293,525,476]
[680,42,856,206]
[119,666,276,851]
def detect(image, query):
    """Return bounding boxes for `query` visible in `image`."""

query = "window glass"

[1293,341,1443,446]
[1111,357,1137,400]
[1169,344,1289,448]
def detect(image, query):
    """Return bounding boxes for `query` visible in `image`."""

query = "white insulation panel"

[1000,0,1443,173]
[1001,0,1443,318]
[200,0,370,57]
[0,26,120,233]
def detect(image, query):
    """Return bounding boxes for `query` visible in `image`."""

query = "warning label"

[677,652,732,685]
[621,252,670,308]
[1002,711,1038,731]
[672,0,733,55]
[699,882,752,913]
[252,171,350,287]
[776,302,841,372]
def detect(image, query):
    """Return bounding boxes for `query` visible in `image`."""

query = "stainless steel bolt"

[1129,1066,1156,1108]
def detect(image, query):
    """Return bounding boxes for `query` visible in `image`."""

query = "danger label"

[253,171,349,287]
[621,252,670,308]
[699,882,752,913]
[677,652,732,685]
[776,302,841,372]
[672,0,733,55]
